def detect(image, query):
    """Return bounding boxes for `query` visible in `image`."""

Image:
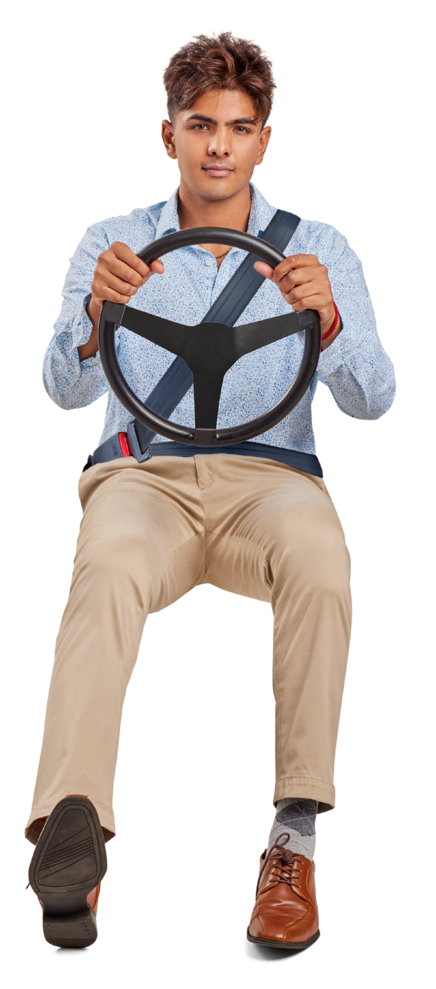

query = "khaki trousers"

[25,454,352,844]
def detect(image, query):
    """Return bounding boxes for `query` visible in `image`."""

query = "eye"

[235,126,251,134]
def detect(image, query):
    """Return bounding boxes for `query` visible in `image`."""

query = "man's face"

[162,89,271,202]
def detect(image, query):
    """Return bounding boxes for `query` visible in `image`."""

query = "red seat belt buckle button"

[119,432,132,457]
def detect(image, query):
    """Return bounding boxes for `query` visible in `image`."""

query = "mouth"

[203,166,234,178]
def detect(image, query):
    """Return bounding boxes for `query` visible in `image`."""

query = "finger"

[93,285,132,305]
[101,255,146,289]
[275,258,323,285]
[254,257,315,282]
[273,254,321,285]
[277,269,331,305]
[108,242,155,281]
[281,254,318,269]
[102,253,164,288]
[95,270,144,303]
[284,278,332,307]
[275,275,321,303]
[284,291,326,311]
[275,270,322,298]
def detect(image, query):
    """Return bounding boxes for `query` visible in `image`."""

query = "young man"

[26,33,395,950]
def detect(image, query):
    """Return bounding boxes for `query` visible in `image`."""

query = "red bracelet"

[321,302,340,342]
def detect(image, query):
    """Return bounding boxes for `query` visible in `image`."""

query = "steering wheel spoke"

[192,370,225,429]
[120,306,189,360]
[233,311,303,361]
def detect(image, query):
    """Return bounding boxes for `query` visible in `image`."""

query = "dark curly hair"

[163,32,276,128]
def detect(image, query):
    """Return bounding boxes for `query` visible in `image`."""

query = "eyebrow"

[186,113,258,126]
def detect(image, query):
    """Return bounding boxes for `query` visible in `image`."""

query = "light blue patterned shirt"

[43,184,395,455]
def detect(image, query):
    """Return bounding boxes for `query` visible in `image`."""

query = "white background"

[1,0,434,986]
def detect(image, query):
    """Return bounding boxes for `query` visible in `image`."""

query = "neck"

[177,179,252,232]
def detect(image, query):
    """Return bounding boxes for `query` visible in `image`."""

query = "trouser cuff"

[273,776,335,814]
[24,797,116,845]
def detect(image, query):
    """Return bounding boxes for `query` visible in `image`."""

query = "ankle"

[268,798,318,860]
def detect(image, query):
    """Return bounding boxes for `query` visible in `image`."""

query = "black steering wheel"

[98,227,321,447]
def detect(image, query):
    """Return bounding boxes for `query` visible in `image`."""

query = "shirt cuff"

[71,293,94,349]
[317,319,361,379]
[80,354,101,369]
[71,292,123,355]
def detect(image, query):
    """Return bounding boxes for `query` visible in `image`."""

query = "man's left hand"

[253,254,341,350]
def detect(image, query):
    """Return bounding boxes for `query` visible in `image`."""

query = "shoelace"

[256,831,303,898]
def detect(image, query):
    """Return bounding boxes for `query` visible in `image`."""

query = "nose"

[207,127,231,158]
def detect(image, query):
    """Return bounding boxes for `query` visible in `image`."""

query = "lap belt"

[85,438,323,478]
[83,208,323,479]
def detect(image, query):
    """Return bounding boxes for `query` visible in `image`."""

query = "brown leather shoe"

[28,794,107,948]
[247,832,320,950]
[34,795,102,919]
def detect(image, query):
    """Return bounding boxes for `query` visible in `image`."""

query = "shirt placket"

[193,246,247,308]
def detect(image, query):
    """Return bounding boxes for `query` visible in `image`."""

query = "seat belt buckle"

[126,421,151,463]
[83,431,133,472]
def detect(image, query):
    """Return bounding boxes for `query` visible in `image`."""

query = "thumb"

[149,258,165,273]
[254,260,274,279]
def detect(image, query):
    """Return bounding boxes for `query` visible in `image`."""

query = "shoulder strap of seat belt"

[128,208,301,460]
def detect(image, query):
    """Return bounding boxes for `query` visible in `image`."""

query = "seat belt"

[87,208,301,469]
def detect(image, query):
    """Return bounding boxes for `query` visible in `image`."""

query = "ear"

[161,119,177,160]
[256,125,272,166]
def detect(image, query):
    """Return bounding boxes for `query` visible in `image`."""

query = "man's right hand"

[78,242,164,362]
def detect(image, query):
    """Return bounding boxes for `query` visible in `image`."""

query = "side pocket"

[264,557,274,590]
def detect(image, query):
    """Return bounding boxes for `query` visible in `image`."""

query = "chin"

[198,178,240,200]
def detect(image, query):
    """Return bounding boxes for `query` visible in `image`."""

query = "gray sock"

[267,798,318,860]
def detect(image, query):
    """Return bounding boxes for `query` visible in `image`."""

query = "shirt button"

[205,258,214,266]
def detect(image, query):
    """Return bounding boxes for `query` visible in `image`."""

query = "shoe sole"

[28,795,107,948]
[246,927,320,950]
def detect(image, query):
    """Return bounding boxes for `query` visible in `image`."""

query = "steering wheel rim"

[98,226,321,447]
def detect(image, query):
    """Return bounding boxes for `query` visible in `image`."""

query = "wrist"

[320,302,341,350]
[87,296,101,325]
[78,298,100,362]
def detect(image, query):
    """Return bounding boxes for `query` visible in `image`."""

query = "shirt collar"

[154,183,277,247]
[155,188,180,239]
